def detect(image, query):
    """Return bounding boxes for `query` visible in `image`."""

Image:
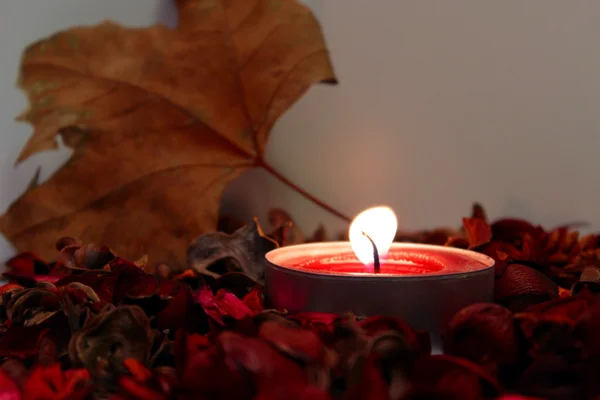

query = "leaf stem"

[258,159,351,223]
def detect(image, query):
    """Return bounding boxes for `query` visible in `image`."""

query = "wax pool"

[278,248,489,276]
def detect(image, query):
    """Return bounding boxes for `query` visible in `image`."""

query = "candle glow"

[349,206,397,266]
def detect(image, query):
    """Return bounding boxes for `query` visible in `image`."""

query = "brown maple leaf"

[0,0,336,267]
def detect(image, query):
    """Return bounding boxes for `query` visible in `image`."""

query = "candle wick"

[361,231,380,273]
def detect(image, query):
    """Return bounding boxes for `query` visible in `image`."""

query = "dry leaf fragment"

[187,220,278,283]
[0,0,336,267]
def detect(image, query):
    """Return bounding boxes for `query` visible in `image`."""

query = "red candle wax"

[279,248,487,276]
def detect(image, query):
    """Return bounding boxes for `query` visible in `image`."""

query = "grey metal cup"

[265,242,495,345]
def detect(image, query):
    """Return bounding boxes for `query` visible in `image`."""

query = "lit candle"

[264,206,495,344]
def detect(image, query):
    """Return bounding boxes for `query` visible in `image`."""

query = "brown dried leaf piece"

[187,220,278,283]
[0,0,336,266]
[69,305,153,377]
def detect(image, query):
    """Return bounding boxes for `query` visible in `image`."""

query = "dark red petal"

[195,287,253,325]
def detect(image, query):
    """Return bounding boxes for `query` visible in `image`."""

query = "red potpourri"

[1,204,600,399]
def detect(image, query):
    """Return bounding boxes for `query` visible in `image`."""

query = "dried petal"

[58,242,115,272]
[268,208,305,246]
[494,264,558,312]
[195,287,254,326]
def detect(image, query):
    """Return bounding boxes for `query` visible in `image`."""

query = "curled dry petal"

[494,264,558,312]
[187,220,278,283]
[69,306,153,377]
[268,208,305,246]
[195,287,254,326]
[59,242,115,271]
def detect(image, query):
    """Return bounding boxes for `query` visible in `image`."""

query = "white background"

[1,0,599,261]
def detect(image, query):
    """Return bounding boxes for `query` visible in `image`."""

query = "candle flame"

[349,206,397,266]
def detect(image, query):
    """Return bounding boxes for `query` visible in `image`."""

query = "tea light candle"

[264,207,495,343]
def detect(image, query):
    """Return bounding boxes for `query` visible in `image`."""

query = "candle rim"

[265,241,495,280]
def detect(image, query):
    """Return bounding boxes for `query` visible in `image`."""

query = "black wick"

[362,231,380,274]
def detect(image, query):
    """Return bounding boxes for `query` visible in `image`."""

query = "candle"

[264,206,495,345]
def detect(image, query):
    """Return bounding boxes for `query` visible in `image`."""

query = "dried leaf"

[187,220,278,283]
[69,306,153,377]
[0,0,336,267]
